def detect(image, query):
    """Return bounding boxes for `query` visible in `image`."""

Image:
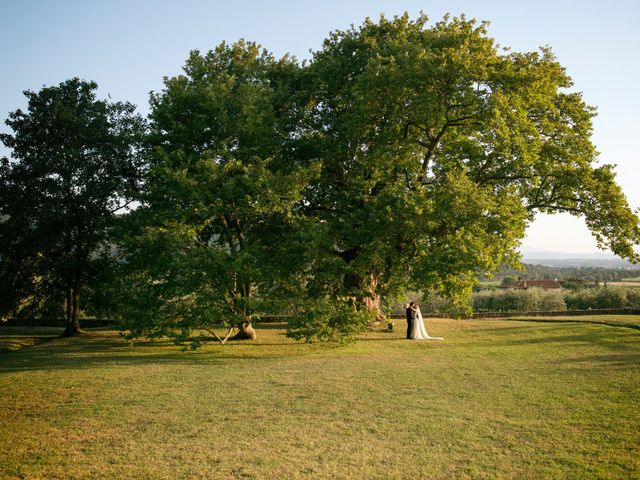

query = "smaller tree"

[0,79,145,335]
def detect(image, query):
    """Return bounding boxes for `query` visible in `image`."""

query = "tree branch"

[108,198,135,214]
[204,326,237,344]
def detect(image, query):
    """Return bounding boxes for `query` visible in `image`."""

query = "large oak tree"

[300,14,640,324]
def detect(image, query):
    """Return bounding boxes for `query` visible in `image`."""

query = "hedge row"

[419,286,640,315]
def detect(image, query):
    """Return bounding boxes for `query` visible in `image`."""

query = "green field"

[503,314,640,330]
[1,318,639,479]
[0,327,61,353]
[608,281,640,287]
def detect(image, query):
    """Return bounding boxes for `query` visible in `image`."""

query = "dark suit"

[406,306,416,339]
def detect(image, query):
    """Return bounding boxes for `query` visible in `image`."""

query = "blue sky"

[1,0,639,253]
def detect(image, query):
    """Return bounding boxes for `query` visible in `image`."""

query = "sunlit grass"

[1,318,639,479]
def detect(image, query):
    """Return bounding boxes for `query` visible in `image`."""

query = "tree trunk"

[232,322,257,341]
[362,291,385,324]
[346,271,386,324]
[62,287,81,337]
[65,287,72,324]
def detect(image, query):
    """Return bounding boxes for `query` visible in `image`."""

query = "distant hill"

[519,248,637,268]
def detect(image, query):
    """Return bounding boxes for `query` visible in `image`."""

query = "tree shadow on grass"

[476,321,639,340]
[0,344,211,374]
[0,328,322,373]
[473,324,640,369]
[556,352,640,368]
[487,330,640,348]
[358,336,411,342]
[504,317,640,332]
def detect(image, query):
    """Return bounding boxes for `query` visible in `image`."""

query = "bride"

[409,303,444,340]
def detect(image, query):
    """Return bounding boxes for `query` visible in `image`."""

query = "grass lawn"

[1,318,639,479]
[504,314,640,331]
[0,327,61,353]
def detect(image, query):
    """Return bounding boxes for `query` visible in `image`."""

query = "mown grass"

[0,327,61,353]
[1,318,639,479]
[505,314,640,330]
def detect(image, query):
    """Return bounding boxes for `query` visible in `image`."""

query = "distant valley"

[519,248,639,269]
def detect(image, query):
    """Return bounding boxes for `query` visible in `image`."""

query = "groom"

[405,302,417,339]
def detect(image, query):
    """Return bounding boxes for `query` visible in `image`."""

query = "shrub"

[625,288,640,309]
[420,293,451,314]
[564,286,632,310]
[286,299,372,343]
[538,289,567,311]
[472,288,566,313]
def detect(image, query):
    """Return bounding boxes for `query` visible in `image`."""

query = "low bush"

[565,286,640,310]
[471,286,640,314]
[472,288,566,313]
[286,299,372,343]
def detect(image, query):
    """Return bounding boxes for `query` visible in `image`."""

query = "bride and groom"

[405,302,444,340]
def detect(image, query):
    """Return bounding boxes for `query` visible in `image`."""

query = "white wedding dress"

[411,306,444,340]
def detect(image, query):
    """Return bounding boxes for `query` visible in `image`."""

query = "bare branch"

[204,326,237,344]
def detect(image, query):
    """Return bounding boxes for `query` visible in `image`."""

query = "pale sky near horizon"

[1,0,638,254]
